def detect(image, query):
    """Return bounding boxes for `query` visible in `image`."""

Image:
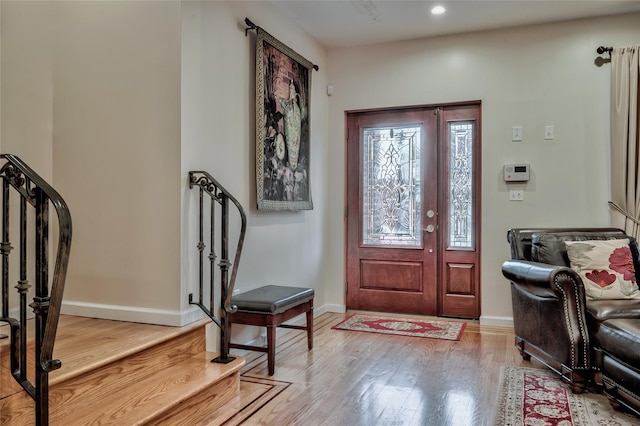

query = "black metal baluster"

[214,195,234,364]
[209,196,216,318]
[1,177,11,340]
[33,187,50,425]
[197,186,205,307]
[18,186,30,383]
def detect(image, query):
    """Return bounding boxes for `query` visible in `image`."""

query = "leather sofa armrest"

[503,259,591,376]
[502,260,582,299]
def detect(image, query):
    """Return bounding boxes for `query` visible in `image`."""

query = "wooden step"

[0,315,245,425]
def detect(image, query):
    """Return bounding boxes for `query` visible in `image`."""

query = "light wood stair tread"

[50,316,211,384]
[50,352,244,425]
[2,315,245,425]
[1,315,211,390]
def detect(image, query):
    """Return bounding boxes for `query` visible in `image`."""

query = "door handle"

[423,224,435,233]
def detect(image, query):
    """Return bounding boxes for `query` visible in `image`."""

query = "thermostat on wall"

[504,163,530,182]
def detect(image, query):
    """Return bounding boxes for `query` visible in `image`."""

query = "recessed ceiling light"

[431,5,446,15]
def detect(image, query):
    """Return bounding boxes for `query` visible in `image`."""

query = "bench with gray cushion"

[228,285,314,375]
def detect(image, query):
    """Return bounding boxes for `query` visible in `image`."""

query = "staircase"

[1,315,245,425]
[0,163,250,424]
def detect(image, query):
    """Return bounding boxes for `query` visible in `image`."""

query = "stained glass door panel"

[439,107,481,319]
[346,109,438,315]
[448,122,474,249]
[362,126,422,247]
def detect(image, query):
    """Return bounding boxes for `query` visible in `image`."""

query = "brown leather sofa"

[502,228,640,417]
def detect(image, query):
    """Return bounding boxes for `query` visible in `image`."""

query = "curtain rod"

[597,46,613,55]
[244,17,319,71]
[245,18,257,36]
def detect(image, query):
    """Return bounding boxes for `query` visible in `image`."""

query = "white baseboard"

[317,304,346,314]
[479,315,513,328]
[26,300,512,330]
[58,301,344,329]
[61,300,204,326]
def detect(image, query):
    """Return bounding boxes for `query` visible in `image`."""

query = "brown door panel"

[346,103,480,318]
[360,260,423,292]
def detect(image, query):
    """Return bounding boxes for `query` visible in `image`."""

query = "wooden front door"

[345,104,481,318]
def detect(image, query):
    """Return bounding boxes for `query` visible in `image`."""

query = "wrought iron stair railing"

[188,171,246,364]
[0,154,72,426]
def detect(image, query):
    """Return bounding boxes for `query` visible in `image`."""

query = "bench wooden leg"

[306,308,313,350]
[267,325,276,376]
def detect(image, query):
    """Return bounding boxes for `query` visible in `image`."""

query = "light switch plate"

[544,125,554,140]
[512,126,523,142]
[509,188,524,201]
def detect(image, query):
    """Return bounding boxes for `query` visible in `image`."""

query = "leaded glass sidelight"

[362,126,421,247]
[449,122,474,248]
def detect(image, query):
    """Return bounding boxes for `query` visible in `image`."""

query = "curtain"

[610,46,640,237]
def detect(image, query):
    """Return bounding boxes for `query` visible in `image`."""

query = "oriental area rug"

[494,366,639,426]
[332,314,466,341]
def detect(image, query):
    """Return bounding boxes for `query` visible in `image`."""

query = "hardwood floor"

[1,312,543,425]
[224,312,543,426]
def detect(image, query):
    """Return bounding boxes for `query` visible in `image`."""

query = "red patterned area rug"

[331,314,466,341]
[495,366,639,425]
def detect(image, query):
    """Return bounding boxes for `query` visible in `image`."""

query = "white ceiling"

[268,0,640,48]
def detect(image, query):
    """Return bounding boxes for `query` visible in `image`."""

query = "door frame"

[343,101,482,318]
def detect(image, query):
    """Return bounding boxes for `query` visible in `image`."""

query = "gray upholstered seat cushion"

[231,285,314,315]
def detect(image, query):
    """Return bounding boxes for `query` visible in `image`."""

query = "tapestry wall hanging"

[255,28,313,211]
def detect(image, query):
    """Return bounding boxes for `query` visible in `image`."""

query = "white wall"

[54,2,181,319]
[1,1,53,176]
[326,13,640,325]
[1,1,184,324]
[53,1,183,322]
